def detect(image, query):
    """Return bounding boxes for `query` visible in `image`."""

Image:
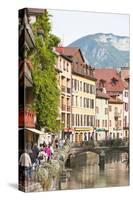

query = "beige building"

[95,90,109,141]
[55,51,72,139]
[108,97,124,139]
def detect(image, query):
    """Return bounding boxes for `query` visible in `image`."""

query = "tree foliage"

[31,10,61,132]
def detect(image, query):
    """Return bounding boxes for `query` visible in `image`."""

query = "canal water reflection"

[61,151,129,190]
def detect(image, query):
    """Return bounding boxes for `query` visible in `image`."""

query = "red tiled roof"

[96,91,110,99]
[108,96,123,104]
[56,47,85,62]
[95,68,127,92]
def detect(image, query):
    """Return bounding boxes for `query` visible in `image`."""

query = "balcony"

[19,108,36,128]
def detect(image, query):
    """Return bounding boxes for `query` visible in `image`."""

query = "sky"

[48,9,129,46]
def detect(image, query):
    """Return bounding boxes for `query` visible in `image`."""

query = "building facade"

[95,68,128,140]
[55,52,72,140]
[95,90,109,141]
[56,47,96,143]
[108,97,124,139]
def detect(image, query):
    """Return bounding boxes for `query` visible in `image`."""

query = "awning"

[96,128,106,132]
[27,128,44,135]
[19,128,44,135]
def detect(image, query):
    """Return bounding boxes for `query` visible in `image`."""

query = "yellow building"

[72,73,96,143]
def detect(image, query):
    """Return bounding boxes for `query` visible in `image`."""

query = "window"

[125,91,128,97]
[72,79,74,90]
[105,108,108,115]
[90,116,94,126]
[115,107,118,113]
[72,95,74,106]
[105,99,108,105]
[76,96,78,107]
[78,115,80,126]
[81,115,83,126]
[105,120,107,127]
[96,106,99,114]
[83,83,86,92]
[76,114,78,126]
[109,120,112,127]
[90,99,94,109]
[77,80,79,91]
[84,115,87,126]
[66,62,69,72]
[80,97,82,107]
[74,79,76,91]
[119,120,122,127]
[72,114,74,126]
[109,105,112,112]
[97,120,100,127]
[87,115,89,126]
[63,60,66,70]
[125,103,128,112]
[102,120,104,127]
[80,81,82,91]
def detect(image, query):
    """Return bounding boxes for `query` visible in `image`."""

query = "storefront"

[95,128,108,141]
[73,127,94,143]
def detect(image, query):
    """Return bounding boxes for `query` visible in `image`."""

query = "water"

[60,151,129,190]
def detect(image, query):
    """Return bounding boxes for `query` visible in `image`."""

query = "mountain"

[69,33,129,68]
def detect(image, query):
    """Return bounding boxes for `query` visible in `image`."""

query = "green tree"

[31,10,61,132]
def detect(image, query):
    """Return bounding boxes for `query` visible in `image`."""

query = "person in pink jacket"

[44,144,51,162]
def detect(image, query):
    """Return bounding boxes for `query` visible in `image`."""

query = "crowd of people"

[19,138,66,182]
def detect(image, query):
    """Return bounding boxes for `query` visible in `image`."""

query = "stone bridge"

[68,145,129,157]
[66,145,129,170]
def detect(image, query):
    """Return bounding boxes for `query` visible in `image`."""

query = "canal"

[60,151,129,190]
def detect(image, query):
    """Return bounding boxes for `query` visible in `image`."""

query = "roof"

[108,97,123,104]
[96,91,110,99]
[95,68,128,92]
[56,47,85,63]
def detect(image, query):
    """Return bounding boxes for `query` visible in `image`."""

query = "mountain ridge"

[68,33,129,68]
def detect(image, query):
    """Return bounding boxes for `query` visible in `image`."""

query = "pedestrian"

[44,144,52,162]
[49,143,54,157]
[55,139,58,149]
[19,150,32,182]
[59,139,63,149]
[32,143,40,164]
[38,146,47,163]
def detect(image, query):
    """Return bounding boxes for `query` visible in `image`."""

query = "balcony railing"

[19,108,36,128]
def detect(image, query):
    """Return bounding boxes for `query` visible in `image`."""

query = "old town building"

[95,68,129,140]
[108,97,124,139]
[95,89,109,141]
[19,8,45,154]
[55,51,72,140]
[56,47,96,143]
